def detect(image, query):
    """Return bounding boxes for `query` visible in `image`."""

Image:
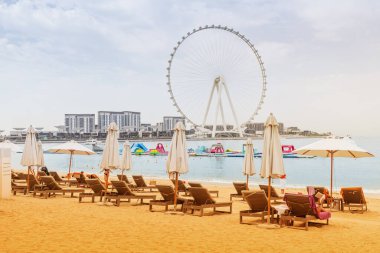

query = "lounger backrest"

[37,171,47,177]
[18,173,27,180]
[76,175,87,184]
[341,187,366,204]
[284,193,313,217]
[40,176,63,190]
[259,185,280,198]
[132,175,147,187]
[86,179,106,194]
[111,180,135,196]
[28,174,40,190]
[117,174,131,184]
[188,187,215,205]
[156,185,175,201]
[172,179,187,191]
[245,190,268,212]
[188,182,202,188]
[233,182,248,195]
[50,171,63,182]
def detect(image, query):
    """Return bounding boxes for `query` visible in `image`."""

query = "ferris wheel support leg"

[212,84,221,138]
[218,82,227,132]
[202,82,217,128]
[222,80,243,137]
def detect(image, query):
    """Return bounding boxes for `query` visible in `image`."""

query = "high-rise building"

[98,111,141,133]
[65,114,95,133]
[163,116,185,132]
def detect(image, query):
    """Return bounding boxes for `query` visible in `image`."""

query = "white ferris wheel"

[166,25,267,137]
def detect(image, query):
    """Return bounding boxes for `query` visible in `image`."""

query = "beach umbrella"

[243,138,255,189]
[166,122,188,211]
[294,136,374,194]
[0,140,22,153]
[100,122,120,190]
[36,140,45,169]
[120,140,132,176]
[20,126,39,193]
[48,140,95,179]
[260,114,285,225]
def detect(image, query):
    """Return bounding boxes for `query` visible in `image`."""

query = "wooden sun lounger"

[106,181,156,206]
[117,174,136,189]
[149,185,189,212]
[259,185,283,203]
[341,187,367,213]
[186,187,232,217]
[240,190,277,224]
[50,171,75,185]
[33,176,84,199]
[306,186,332,208]
[132,175,157,192]
[12,174,43,194]
[79,179,113,203]
[230,182,248,201]
[188,182,219,197]
[11,181,27,195]
[281,193,331,231]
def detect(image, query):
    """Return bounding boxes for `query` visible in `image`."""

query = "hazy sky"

[0,0,379,136]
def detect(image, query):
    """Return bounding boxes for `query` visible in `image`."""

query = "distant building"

[163,116,185,132]
[286,126,300,135]
[141,123,153,132]
[98,111,141,133]
[204,125,234,131]
[245,122,284,135]
[65,114,95,133]
[155,122,164,132]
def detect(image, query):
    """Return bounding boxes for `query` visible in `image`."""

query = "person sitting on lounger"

[41,166,50,176]
[315,192,327,212]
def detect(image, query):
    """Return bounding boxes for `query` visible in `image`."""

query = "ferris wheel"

[166,25,267,137]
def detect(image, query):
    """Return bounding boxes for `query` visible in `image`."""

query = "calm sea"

[10,137,380,193]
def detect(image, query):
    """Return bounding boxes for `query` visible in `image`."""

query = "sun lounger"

[132,175,157,192]
[11,181,27,195]
[171,179,190,196]
[230,182,248,201]
[186,187,232,216]
[106,181,156,206]
[117,174,136,189]
[240,190,277,224]
[149,185,189,212]
[78,179,112,203]
[340,187,367,213]
[13,174,42,194]
[281,193,331,231]
[188,182,219,197]
[259,185,283,203]
[33,176,85,199]
[49,171,75,185]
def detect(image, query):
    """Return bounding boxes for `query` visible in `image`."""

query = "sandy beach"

[1,179,380,253]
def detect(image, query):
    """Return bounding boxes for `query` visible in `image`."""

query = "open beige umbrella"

[20,126,39,193]
[294,137,374,194]
[260,113,285,225]
[120,140,132,176]
[100,122,120,190]
[48,140,95,178]
[243,138,255,189]
[36,140,45,169]
[0,140,22,153]
[166,122,188,211]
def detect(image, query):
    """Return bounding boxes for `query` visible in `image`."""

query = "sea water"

[10,137,380,193]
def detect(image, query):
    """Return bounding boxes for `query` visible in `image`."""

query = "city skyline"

[0,1,379,136]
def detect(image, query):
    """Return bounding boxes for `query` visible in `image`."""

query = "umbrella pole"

[246,174,249,190]
[267,176,271,224]
[27,166,31,194]
[330,152,334,196]
[68,151,73,179]
[174,172,179,211]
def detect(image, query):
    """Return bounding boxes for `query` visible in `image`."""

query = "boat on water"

[91,143,103,153]
[85,138,100,145]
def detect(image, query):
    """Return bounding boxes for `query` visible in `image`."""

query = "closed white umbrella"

[0,140,22,153]
[21,126,39,193]
[48,140,95,178]
[100,122,120,189]
[166,122,188,210]
[243,138,255,188]
[36,140,45,168]
[120,141,132,175]
[260,114,285,225]
[294,136,374,194]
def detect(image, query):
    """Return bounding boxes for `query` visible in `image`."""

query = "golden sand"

[1,179,380,253]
